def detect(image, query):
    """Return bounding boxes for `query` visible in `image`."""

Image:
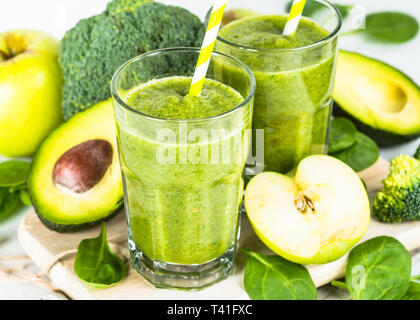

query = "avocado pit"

[53,139,113,194]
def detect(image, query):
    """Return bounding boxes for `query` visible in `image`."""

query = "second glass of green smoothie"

[111,48,255,289]
[214,0,342,175]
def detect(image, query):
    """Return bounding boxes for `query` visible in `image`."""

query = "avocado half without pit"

[333,50,420,147]
[28,99,123,232]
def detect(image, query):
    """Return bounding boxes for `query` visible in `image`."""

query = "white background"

[0,0,419,299]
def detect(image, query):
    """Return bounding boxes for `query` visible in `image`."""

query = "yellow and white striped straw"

[283,0,307,36]
[189,0,227,97]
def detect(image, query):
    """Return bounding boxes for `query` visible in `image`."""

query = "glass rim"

[110,47,256,123]
[214,0,342,53]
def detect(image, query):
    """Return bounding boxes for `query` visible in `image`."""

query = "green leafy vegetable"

[74,223,126,288]
[285,1,353,19]
[285,0,322,17]
[240,248,317,300]
[330,132,379,171]
[0,188,21,221]
[330,280,348,290]
[0,160,32,221]
[364,12,419,43]
[19,189,32,206]
[335,4,353,19]
[328,117,357,153]
[400,276,420,300]
[345,236,411,300]
[0,161,31,187]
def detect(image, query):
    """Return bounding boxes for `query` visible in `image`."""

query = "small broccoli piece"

[373,155,420,223]
[60,0,204,120]
[105,0,153,15]
[415,144,420,160]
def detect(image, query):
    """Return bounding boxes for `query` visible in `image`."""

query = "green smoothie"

[218,15,336,173]
[117,76,249,265]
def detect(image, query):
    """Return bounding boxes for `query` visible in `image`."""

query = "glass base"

[128,240,235,290]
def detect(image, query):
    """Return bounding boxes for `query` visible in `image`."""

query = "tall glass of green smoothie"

[111,48,255,289]
[213,0,342,175]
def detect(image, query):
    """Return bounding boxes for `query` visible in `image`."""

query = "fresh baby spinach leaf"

[285,1,353,19]
[240,248,317,300]
[328,117,357,153]
[345,236,411,300]
[364,12,419,43]
[74,223,126,288]
[285,0,323,17]
[330,132,379,172]
[0,188,21,221]
[400,276,420,300]
[335,4,353,19]
[0,161,31,187]
[19,189,32,206]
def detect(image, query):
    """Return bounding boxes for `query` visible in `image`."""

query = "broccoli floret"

[415,144,420,160]
[373,155,420,223]
[60,0,204,120]
[105,0,152,15]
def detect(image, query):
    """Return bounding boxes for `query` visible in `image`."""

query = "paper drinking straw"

[189,0,227,97]
[283,0,307,36]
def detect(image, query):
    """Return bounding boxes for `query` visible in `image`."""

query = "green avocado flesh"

[28,99,123,232]
[333,51,420,147]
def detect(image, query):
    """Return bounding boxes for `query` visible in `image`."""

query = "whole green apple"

[0,30,63,157]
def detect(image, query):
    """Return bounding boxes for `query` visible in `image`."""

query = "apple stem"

[0,50,8,61]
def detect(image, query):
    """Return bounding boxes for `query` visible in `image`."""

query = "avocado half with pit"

[28,99,123,232]
[333,50,420,147]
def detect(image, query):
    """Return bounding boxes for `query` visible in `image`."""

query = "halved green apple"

[245,155,370,265]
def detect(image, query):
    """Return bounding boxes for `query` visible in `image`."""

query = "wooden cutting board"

[18,157,420,300]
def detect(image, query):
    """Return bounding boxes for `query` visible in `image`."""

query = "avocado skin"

[34,203,123,233]
[333,103,420,147]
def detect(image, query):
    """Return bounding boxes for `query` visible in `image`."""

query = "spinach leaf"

[285,1,353,19]
[240,248,317,300]
[330,132,379,172]
[0,188,21,221]
[328,117,357,153]
[400,276,420,300]
[330,280,348,290]
[19,189,32,206]
[335,4,353,19]
[285,0,323,17]
[0,161,31,187]
[364,12,419,43]
[74,223,126,288]
[346,236,411,300]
